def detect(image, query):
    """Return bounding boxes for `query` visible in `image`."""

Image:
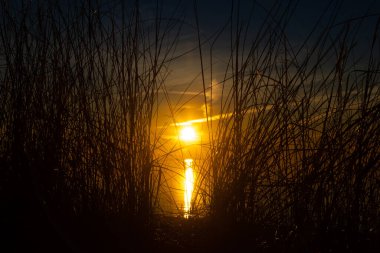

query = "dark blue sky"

[147,0,380,81]
[142,0,380,122]
[138,0,380,40]
[7,0,379,121]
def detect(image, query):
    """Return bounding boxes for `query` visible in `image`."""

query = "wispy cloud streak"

[172,105,273,126]
[172,112,234,126]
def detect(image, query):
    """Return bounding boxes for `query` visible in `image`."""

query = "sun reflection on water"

[184,158,194,218]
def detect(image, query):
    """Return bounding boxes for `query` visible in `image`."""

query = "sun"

[179,125,197,142]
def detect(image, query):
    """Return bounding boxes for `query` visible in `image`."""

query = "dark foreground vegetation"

[0,0,379,252]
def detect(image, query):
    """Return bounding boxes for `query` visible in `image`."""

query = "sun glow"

[184,158,194,218]
[179,125,197,142]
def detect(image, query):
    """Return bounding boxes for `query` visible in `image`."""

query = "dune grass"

[0,0,379,252]
[189,0,380,250]
[0,0,181,250]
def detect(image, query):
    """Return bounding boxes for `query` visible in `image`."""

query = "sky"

[7,1,380,84]
[141,0,380,126]
[5,0,379,125]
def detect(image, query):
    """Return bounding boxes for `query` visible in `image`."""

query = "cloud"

[173,112,233,126]
[157,90,202,96]
[173,105,273,127]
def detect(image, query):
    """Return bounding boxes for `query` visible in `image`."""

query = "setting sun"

[179,125,197,142]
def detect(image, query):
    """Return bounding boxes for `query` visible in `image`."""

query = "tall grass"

[0,0,181,250]
[0,0,379,251]
[189,0,380,248]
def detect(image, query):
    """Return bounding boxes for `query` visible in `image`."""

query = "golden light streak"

[184,158,194,218]
[173,106,272,127]
[174,113,233,126]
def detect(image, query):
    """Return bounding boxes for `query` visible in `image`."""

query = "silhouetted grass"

[0,0,181,251]
[190,0,380,251]
[0,0,379,252]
